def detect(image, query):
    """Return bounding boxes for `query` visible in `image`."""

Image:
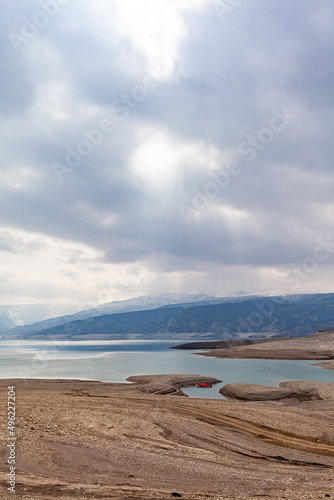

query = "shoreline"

[1,375,333,402]
[1,332,334,498]
[311,360,334,370]
[0,374,222,397]
[1,376,334,499]
[197,348,334,360]
[178,331,334,363]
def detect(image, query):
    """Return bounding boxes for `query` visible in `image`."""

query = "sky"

[1,0,334,305]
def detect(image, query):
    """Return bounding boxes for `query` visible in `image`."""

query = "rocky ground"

[1,376,334,499]
[220,380,334,402]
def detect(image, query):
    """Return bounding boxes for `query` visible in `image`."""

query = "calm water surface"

[0,340,333,398]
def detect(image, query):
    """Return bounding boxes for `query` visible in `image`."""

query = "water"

[0,340,333,398]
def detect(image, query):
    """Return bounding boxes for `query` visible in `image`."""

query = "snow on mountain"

[91,292,219,315]
[1,293,221,337]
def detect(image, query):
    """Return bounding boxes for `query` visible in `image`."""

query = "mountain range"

[0,304,82,333]
[0,293,220,337]
[2,292,334,340]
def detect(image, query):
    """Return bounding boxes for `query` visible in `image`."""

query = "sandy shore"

[196,331,334,361]
[1,376,334,499]
[312,361,334,370]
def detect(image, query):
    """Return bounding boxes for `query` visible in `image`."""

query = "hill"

[1,292,219,338]
[4,293,334,340]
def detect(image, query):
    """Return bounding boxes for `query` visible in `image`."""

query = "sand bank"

[195,331,334,362]
[312,361,334,370]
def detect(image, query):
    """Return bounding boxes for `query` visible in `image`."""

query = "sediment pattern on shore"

[1,376,334,499]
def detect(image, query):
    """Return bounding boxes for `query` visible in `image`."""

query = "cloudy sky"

[1,0,334,305]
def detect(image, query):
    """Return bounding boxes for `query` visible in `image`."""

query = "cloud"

[1,0,334,303]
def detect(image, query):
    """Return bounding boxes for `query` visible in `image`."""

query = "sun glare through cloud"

[1,0,334,304]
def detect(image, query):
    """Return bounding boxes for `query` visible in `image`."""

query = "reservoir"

[1,339,333,398]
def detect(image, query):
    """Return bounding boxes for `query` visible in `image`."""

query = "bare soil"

[198,331,334,361]
[1,376,334,499]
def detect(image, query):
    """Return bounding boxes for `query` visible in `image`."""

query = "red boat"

[195,382,212,388]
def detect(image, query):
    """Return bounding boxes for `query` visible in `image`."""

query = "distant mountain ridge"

[0,304,82,333]
[1,293,220,337]
[3,292,334,340]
